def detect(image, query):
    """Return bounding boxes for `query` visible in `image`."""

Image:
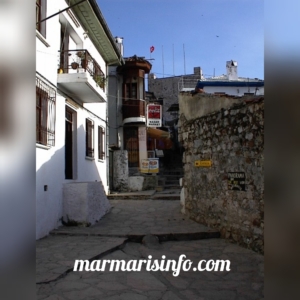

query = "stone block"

[143,175,157,190]
[179,178,183,186]
[63,182,111,226]
[180,187,185,206]
[113,150,129,191]
[128,176,144,191]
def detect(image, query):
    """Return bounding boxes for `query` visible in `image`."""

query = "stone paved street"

[37,198,264,299]
[51,200,219,238]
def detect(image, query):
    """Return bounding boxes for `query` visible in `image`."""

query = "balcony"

[57,49,106,103]
[122,100,146,124]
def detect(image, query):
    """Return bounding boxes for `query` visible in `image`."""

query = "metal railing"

[58,49,106,91]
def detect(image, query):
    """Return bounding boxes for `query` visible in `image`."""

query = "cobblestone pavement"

[51,200,218,237]
[36,236,127,283]
[37,199,264,299]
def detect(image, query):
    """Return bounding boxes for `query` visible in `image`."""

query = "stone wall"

[178,93,264,253]
[113,150,129,192]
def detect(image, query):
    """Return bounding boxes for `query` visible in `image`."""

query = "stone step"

[165,179,180,184]
[164,185,181,189]
[108,194,181,200]
[163,172,183,176]
[163,176,183,181]
[151,195,180,200]
[107,195,153,200]
[163,170,183,174]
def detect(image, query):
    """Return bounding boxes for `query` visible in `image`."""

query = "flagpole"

[173,43,175,76]
[162,45,165,78]
[183,43,186,75]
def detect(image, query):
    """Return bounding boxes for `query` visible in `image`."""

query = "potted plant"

[77,51,91,69]
[94,75,106,88]
[71,62,79,69]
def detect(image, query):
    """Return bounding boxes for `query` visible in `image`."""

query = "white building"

[36,0,123,239]
[194,60,264,96]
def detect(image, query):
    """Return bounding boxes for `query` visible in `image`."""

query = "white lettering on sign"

[148,108,160,113]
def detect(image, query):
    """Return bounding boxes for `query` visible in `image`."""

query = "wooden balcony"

[122,100,146,124]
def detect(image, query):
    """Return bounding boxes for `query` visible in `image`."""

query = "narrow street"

[36,193,264,300]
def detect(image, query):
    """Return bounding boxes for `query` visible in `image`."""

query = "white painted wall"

[36,94,66,239]
[203,85,264,96]
[36,0,113,239]
[226,60,238,80]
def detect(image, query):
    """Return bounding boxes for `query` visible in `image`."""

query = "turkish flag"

[150,46,155,53]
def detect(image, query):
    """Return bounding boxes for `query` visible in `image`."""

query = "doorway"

[124,127,139,168]
[65,107,75,179]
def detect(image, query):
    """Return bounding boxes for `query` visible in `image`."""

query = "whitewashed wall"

[36,0,111,239]
[36,94,66,239]
[203,85,264,96]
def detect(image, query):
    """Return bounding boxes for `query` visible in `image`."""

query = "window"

[36,0,47,38]
[125,83,137,100]
[98,126,105,160]
[36,76,56,147]
[86,119,94,158]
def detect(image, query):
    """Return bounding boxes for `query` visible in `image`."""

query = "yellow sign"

[141,158,159,173]
[194,160,212,167]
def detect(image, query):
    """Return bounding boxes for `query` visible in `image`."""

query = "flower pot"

[71,62,79,69]
[81,59,88,69]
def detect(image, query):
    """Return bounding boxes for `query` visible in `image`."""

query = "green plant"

[76,51,85,59]
[94,75,106,88]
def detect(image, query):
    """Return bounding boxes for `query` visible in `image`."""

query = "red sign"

[148,105,160,118]
[150,46,155,53]
[147,104,162,127]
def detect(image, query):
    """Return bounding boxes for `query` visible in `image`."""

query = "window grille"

[98,126,105,160]
[86,119,94,157]
[36,76,56,147]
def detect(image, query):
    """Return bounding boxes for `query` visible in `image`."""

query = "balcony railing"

[58,49,106,91]
[122,99,146,120]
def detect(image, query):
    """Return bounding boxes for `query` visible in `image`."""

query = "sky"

[97,0,264,80]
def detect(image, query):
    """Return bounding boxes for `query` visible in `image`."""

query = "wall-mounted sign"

[155,149,164,157]
[147,104,162,127]
[194,160,212,167]
[141,158,159,173]
[228,172,245,191]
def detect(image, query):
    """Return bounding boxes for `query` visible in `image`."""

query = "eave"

[68,0,123,66]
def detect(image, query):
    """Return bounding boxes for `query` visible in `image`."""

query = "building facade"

[195,61,264,97]
[107,55,173,191]
[36,0,123,239]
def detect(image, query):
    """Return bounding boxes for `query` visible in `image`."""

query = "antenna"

[173,44,175,76]
[162,45,165,78]
[183,44,186,75]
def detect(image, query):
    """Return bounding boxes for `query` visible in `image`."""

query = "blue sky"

[97,0,264,79]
